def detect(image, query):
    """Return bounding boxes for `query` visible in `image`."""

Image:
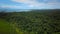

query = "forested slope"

[0,9,60,34]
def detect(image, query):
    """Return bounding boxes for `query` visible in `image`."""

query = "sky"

[0,0,60,9]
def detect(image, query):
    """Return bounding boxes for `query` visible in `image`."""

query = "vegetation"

[0,19,17,34]
[0,9,60,34]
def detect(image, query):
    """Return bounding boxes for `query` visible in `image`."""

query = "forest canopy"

[0,9,60,34]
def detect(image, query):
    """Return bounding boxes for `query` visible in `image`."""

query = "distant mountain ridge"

[0,8,60,12]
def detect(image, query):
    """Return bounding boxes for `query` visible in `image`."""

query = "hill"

[0,9,60,34]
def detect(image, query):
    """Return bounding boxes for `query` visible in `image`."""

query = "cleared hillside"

[0,19,17,34]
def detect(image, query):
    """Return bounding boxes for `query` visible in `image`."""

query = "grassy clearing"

[0,19,17,34]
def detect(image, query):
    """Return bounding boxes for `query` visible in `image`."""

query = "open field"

[0,19,17,34]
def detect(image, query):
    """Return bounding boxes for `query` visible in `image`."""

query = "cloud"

[11,0,60,8]
[11,0,39,7]
[0,5,22,9]
[12,0,37,4]
[0,0,60,9]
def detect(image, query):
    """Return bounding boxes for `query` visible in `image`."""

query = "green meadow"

[0,19,17,34]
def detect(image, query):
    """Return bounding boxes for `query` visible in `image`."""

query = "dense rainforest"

[0,9,60,34]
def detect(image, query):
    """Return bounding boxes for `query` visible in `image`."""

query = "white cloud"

[11,0,39,7]
[0,5,22,9]
[11,0,42,6]
[0,0,59,9]
[11,0,60,8]
[44,0,57,2]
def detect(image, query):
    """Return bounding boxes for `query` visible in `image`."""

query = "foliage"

[0,9,60,34]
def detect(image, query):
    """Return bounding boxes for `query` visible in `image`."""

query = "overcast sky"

[0,0,60,9]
